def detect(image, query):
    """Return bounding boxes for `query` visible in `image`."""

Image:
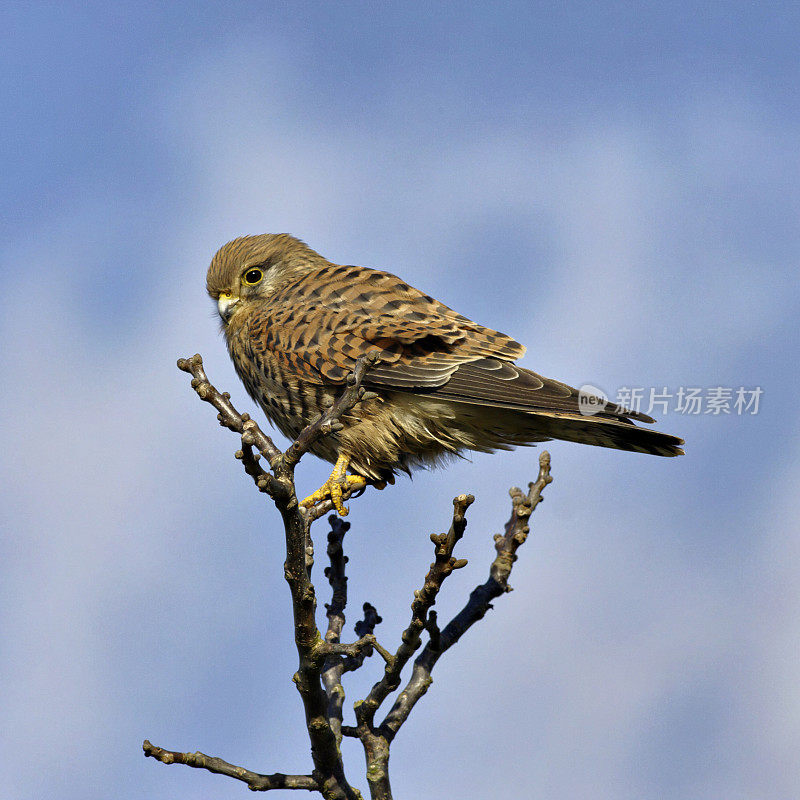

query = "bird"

[206,234,684,515]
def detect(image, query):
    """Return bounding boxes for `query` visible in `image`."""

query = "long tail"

[511,408,684,456]
[427,358,684,457]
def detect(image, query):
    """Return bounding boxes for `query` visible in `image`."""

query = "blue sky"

[2,3,798,799]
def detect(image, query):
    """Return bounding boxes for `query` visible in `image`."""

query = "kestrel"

[207,234,683,514]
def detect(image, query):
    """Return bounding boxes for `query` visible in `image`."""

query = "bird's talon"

[299,456,368,517]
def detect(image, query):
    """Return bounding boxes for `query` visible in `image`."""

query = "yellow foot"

[300,454,368,516]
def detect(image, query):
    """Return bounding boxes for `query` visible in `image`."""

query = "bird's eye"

[242,268,264,286]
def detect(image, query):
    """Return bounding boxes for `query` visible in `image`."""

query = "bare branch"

[423,610,440,652]
[320,635,377,659]
[347,494,475,800]
[177,354,282,464]
[343,603,386,673]
[324,515,351,635]
[380,451,553,738]
[143,740,318,792]
[321,515,351,745]
[357,493,474,727]
[171,355,368,800]
[354,603,383,639]
[285,352,381,469]
[167,352,556,800]
[234,437,283,499]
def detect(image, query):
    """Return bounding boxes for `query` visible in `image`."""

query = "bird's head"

[206,233,325,325]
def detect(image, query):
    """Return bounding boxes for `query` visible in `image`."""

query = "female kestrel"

[206,234,683,514]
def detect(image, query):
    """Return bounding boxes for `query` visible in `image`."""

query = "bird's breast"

[228,333,334,446]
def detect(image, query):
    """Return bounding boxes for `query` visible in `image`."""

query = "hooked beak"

[217,292,239,323]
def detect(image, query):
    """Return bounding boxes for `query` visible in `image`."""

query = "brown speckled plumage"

[206,234,684,483]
